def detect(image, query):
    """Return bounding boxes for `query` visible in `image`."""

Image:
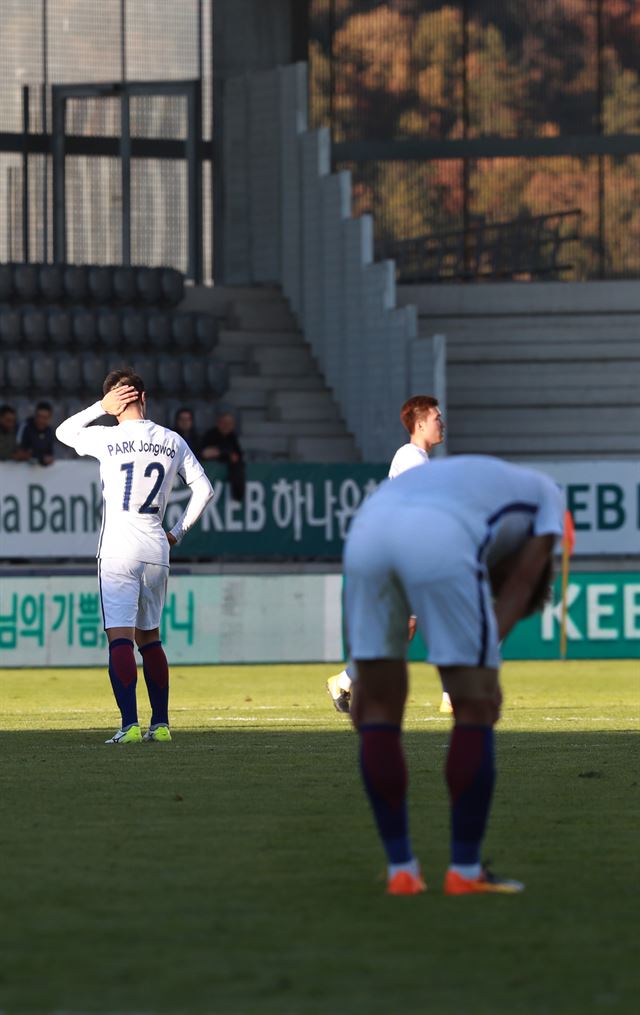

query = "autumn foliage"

[310,1,640,278]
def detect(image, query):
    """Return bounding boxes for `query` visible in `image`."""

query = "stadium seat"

[57,352,83,392]
[38,264,65,303]
[171,312,195,351]
[7,352,31,389]
[96,308,121,350]
[194,313,217,352]
[191,397,216,433]
[137,267,163,305]
[22,305,47,347]
[32,353,57,392]
[161,268,184,306]
[121,307,146,350]
[206,358,229,397]
[12,395,33,423]
[146,310,172,350]
[87,266,113,304]
[162,398,183,430]
[181,356,208,395]
[81,353,107,392]
[113,267,137,305]
[63,265,89,304]
[72,307,97,349]
[0,264,14,302]
[61,396,85,420]
[130,355,158,391]
[47,306,73,348]
[13,263,39,302]
[0,305,21,346]
[156,356,183,395]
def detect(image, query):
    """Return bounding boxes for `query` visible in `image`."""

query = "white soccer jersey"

[388,443,429,478]
[57,401,213,566]
[366,455,563,564]
[344,456,564,668]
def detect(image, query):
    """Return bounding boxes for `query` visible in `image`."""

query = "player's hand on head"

[101,385,138,416]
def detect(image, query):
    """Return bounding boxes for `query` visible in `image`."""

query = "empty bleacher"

[0,262,228,441]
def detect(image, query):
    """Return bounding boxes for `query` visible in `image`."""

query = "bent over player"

[343,456,563,895]
[327,394,447,713]
[56,369,213,745]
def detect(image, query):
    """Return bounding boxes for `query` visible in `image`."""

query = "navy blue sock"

[140,640,169,726]
[108,638,138,728]
[359,723,412,864]
[446,724,495,865]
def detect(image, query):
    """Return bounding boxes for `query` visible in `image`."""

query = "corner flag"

[560,510,575,660]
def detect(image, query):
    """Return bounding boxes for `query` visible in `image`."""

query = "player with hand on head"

[56,369,214,745]
[343,456,562,895]
[327,395,451,714]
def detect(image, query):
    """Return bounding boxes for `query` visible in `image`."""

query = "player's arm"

[492,534,555,642]
[167,447,214,545]
[55,386,138,455]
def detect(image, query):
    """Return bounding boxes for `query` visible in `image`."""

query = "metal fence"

[310,0,640,281]
[0,0,212,280]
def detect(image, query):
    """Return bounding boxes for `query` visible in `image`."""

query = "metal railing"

[380,210,582,283]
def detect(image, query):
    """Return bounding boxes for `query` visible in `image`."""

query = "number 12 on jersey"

[120,460,165,514]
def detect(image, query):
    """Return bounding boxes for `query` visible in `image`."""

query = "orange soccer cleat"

[443,866,524,896]
[387,870,427,896]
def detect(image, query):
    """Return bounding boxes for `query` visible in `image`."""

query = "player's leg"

[350,657,423,892]
[344,515,424,895]
[136,564,171,741]
[438,665,522,893]
[329,615,418,715]
[402,520,522,893]
[99,559,142,744]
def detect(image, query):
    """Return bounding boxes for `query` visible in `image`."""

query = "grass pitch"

[0,660,638,1015]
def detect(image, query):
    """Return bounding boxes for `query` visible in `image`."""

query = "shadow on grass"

[0,729,637,1015]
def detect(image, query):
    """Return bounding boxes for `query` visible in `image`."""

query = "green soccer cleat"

[104,724,142,745]
[143,724,172,743]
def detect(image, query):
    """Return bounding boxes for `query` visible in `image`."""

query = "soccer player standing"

[343,456,563,895]
[56,369,213,744]
[327,395,448,712]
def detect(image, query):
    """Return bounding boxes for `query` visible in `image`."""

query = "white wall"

[222,63,446,462]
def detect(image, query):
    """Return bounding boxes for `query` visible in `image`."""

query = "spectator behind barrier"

[200,411,245,502]
[173,407,201,456]
[0,404,19,461]
[16,400,55,466]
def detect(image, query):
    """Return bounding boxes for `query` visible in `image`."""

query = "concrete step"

[268,390,342,422]
[226,380,332,412]
[449,432,640,455]
[447,405,640,436]
[236,408,268,427]
[229,374,326,392]
[250,346,317,376]
[420,315,640,343]
[448,341,640,363]
[290,435,360,463]
[242,420,347,438]
[213,344,253,365]
[228,300,299,332]
[225,387,269,410]
[449,385,638,408]
[449,361,640,388]
[241,433,291,456]
[217,329,303,346]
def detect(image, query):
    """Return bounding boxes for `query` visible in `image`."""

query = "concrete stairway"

[398,281,640,461]
[199,287,359,462]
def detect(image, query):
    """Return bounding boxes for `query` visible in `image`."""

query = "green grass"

[0,661,638,1015]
